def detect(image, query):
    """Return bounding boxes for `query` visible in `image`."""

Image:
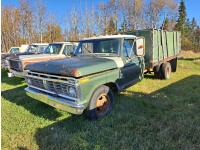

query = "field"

[1,51,200,150]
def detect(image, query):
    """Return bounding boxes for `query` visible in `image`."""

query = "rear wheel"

[171,58,177,72]
[153,65,163,79]
[86,85,114,120]
[161,62,171,80]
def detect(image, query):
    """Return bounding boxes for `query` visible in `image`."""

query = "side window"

[63,45,74,55]
[123,39,135,57]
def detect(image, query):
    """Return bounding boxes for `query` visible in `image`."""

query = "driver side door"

[118,38,144,89]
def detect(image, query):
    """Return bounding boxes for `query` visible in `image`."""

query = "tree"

[191,18,197,30]
[67,9,80,41]
[162,17,169,30]
[1,7,21,52]
[98,3,109,34]
[35,0,47,43]
[44,24,64,43]
[144,0,177,29]
[19,0,33,43]
[175,0,186,32]
[119,16,128,33]
[107,17,116,34]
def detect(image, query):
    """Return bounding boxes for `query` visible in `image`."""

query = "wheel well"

[104,82,119,93]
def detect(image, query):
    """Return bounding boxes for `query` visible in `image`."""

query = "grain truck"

[24,29,181,120]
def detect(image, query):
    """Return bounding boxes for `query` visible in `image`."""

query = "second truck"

[24,29,181,120]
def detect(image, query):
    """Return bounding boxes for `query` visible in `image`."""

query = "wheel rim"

[96,93,110,116]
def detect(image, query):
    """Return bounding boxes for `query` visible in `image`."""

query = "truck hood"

[25,56,124,78]
[18,54,63,60]
[2,52,35,60]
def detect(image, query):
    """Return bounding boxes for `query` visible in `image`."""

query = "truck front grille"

[9,59,22,71]
[28,77,70,96]
[26,72,79,101]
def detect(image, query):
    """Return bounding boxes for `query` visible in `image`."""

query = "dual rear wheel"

[154,61,172,80]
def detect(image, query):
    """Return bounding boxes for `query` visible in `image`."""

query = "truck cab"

[74,35,145,90]
[25,35,145,119]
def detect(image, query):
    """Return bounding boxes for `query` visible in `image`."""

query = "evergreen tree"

[175,0,186,32]
[162,17,169,30]
[191,18,197,30]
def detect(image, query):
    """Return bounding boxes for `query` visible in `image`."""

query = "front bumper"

[8,69,25,78]
[25,87,85,115]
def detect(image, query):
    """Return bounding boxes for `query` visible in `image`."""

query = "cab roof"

[50,42,79,45]
[82,34,136,41]
[31,43,49,46]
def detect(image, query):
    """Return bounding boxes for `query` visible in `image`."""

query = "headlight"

[27,78,32,85]
[68,86,76,97]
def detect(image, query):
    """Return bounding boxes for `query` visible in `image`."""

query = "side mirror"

[136,38,145,56]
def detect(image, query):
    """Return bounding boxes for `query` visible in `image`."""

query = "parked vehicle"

[7,42,78,78]
[2,43,48,69]
[1,45,29,68]
[24,29,181,119]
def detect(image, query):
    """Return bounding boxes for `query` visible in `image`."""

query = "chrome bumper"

[25,87,85,115]
[8,69,25,78]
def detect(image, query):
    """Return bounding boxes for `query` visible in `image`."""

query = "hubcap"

[96,93,110,115]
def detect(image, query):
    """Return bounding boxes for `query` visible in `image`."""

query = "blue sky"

[2,0,200,26]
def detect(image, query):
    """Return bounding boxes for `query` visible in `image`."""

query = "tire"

[86,85,114,120]
[171,58,177,72]
[161,62,171,80]
[153,65,163,79]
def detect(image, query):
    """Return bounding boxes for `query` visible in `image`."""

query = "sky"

[1,0,200,27]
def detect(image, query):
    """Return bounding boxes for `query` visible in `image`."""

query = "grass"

[1,51,200,150]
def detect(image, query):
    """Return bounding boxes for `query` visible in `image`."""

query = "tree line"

[1,0,200,52]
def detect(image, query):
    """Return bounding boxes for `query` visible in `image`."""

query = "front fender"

[78,69,120,107]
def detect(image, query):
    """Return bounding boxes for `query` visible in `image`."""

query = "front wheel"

[86,85,114,120]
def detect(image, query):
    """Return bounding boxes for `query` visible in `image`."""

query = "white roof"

[50,42,79,45]
[82,34,136,40]
[31,43,49,46]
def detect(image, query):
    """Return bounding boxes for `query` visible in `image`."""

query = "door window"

[123,39,135,57]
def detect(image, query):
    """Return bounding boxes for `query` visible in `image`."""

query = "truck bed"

[132,29,181,69]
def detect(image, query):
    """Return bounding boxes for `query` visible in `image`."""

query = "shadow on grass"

[1,86,62,120]
[179,57,200,61]
[1,69,24,85]
[34,75,200,150]
[144,74,156,79]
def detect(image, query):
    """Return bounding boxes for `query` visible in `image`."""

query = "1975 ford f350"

[24,29,181,120]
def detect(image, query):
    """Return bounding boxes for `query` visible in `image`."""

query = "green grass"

[2,52,200,150]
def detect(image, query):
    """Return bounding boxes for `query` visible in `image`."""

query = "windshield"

[10,48,19,53]
[75,39,120,56]
[26,45,38,53]
[44,44,63,54]
[38,45,48,53]
[26,45,48,53]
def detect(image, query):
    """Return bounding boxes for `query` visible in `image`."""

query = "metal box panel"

[132,29,181,68]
